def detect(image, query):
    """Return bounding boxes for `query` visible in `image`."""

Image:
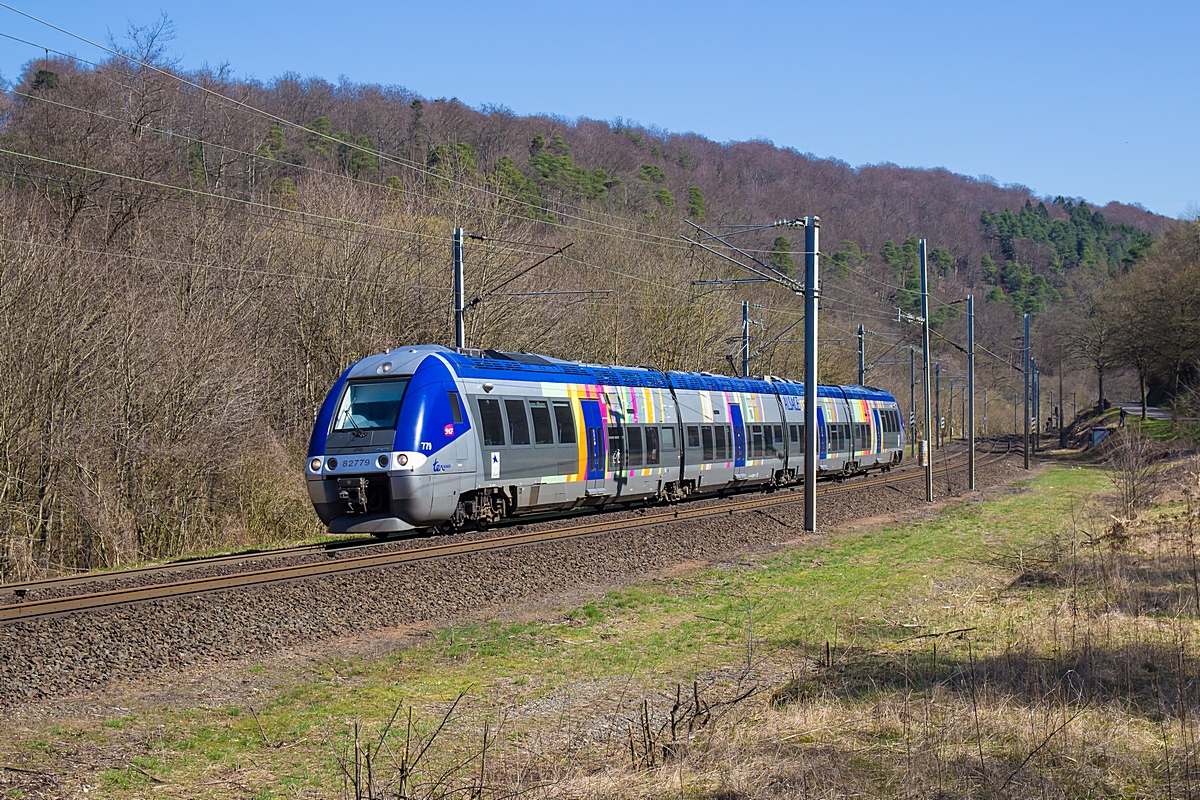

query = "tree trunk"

[1140,369,1147,420]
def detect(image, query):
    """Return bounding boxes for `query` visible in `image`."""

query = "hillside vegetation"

[0,21,1191,578]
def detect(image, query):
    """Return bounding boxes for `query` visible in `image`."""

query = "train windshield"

[333,379,410,432]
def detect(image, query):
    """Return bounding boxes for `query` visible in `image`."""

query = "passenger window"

[627,427,644,467]
[774,425,784,446]
[552,400,576,444]
[662,426,677,449]
[790,424,798,443]
[447,391,463,424]
[701,426,714,461]
[505,399,530,445]
[645,427,661,464]
[687,426,700,449]
[714,426,727,461]
[751,425,763,458]
[608,426,625,470]
[529,400,555,444]
[477,398,505,446]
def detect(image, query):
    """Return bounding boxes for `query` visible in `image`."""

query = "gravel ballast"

[0,449,1024,706]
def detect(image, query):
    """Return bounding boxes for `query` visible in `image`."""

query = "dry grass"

[8,459,1200,798]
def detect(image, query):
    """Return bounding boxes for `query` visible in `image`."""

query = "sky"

[1,0,1197,219]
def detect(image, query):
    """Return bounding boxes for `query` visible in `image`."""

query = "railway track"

[0,439,1005,625]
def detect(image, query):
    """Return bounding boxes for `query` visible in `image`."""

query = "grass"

[5,461,1200,798]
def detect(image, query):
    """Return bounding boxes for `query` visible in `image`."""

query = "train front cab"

[306,348,473,534]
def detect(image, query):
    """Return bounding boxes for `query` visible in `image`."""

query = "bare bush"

[1104,429,1164,519]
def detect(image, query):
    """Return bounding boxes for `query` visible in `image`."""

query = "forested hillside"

[0,27,1185,579]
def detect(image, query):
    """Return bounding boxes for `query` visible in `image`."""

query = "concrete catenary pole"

[935,362,942,449]
[920,239,933,502]
[909,345,916,457]
[453,227,466,349]
[803,218,821,532]
[1058,358,1066,447]
[1023,313,1031,470]
[742,300,750,378]
[858,324,866,386]
[1033,363,1040,452]
[948,378,954,442]
[968,293,976,490]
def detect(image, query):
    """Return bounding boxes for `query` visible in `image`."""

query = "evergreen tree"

[31,69,58,91]
[652,188,675,211]
[272,177,298,209]
[306,116,332,155]
[637,164,667,184]
[771,236,794,275]
[548,134,569,156]
[186,142,206,184]
[529,133,545,156]
[829,240,866,279]
[687,186,705,222]
[259,125,288,161]
[350,135,377,176]
[676,147,692,170]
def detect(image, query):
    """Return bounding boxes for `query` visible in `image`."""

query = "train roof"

[427,348,895,402]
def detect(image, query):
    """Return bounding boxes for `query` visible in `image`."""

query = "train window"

[763,426,775,457]
[447,391,463,424]
[505,399,531,446]
[701,426,714,461]
[645,426,661,464]
[714,426,727,461]
[477,398,505,446]
[552,400,576,444]
[774,425,784,447]
[687,426,700,449]
[608,426,625,470]
[627,427,644,467]
[529,400,555,444]
[789,424,798,443]
[334,379,410,431]
[751,425,763,458]
[662,426,677,449]
[798,425,805,446]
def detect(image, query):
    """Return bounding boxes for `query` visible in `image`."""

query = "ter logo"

[444,424,454,437]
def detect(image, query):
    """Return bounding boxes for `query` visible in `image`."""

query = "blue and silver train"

[306,345,906,534]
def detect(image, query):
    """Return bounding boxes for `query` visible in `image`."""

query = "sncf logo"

[444,424,454,437]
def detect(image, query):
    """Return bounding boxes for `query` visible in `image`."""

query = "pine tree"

[687,186,705,222]
[771,236,794,275]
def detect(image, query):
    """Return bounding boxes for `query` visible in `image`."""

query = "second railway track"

[0,440,1005,626]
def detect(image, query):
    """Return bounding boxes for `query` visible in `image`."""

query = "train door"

[816,406,828,460]
[730,404,746,467]
[580,399,607,492]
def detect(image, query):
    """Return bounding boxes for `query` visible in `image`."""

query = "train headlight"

[377,454,389,468]
[397,453,409,466]
[309,457,322,472]
[326,457,338,470]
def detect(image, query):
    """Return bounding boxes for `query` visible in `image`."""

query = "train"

[306,345,906,534]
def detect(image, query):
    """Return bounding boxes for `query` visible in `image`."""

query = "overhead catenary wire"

[0,235,454,291]
[0,7,693,252]
[4,17,1033,381]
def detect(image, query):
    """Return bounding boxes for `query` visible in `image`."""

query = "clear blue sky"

[2,0,1196,218]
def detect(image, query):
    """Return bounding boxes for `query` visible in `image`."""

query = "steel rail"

[0,440,1005,625]
[2,441,970,596]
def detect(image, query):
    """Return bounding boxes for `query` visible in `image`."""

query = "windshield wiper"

[341,410,369,438]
